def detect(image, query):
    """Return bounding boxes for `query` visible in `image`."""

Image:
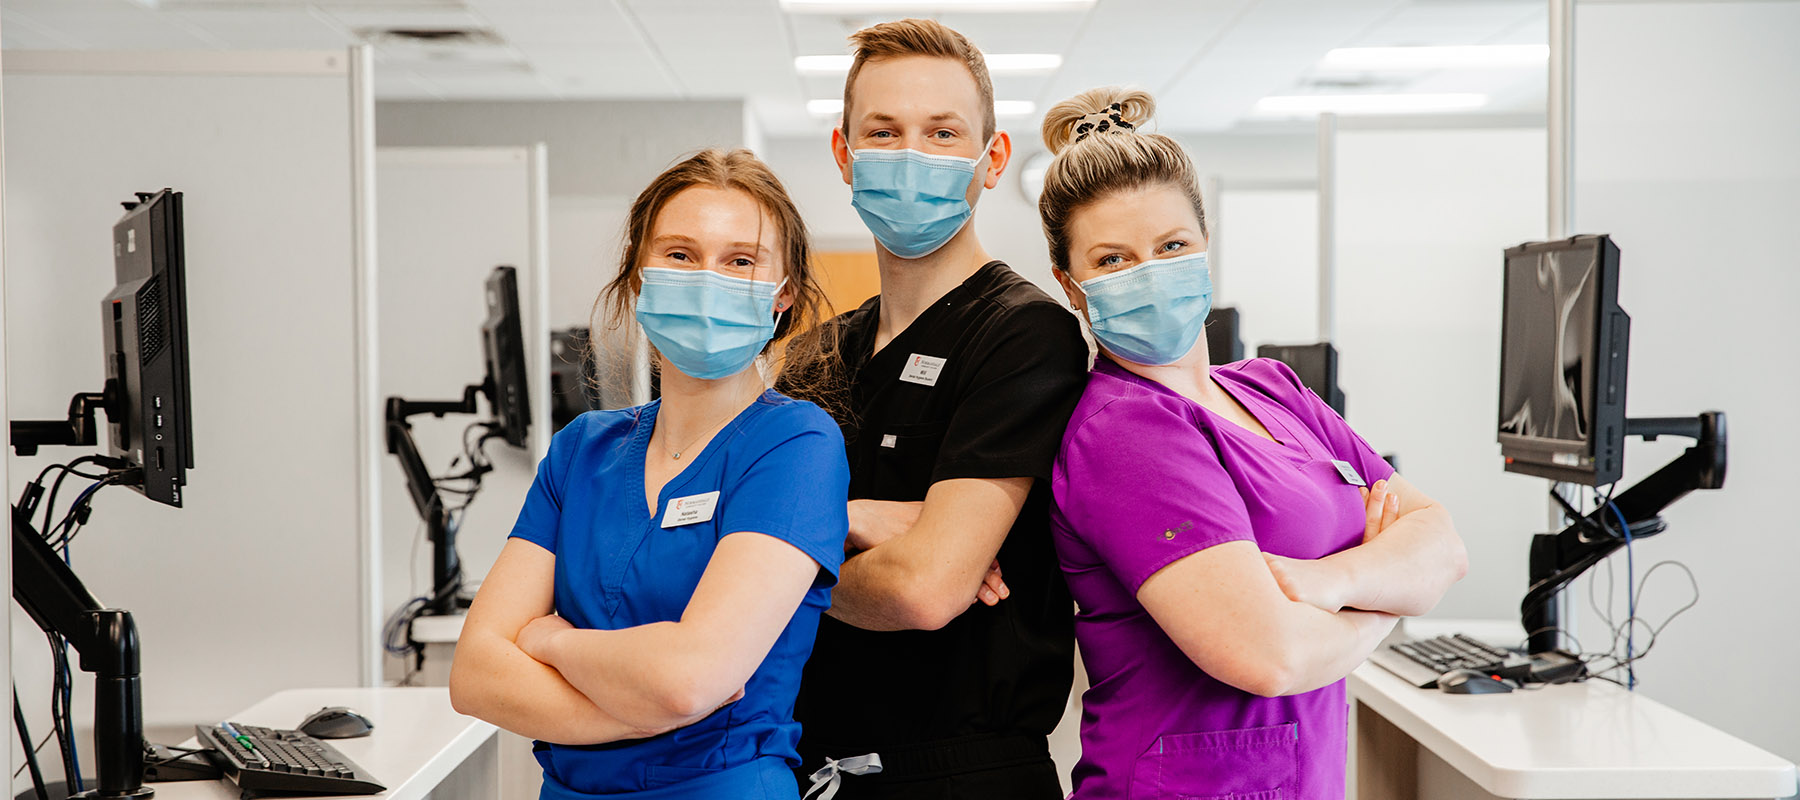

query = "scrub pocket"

[1127,721,1297,800]
[870,420,947,494]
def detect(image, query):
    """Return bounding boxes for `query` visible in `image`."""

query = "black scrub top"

[791,261,1090,760]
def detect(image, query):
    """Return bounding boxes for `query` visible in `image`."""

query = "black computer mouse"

[298,706,374,739]
[1437,669,1517,694]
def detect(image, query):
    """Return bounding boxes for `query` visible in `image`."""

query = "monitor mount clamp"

[1522,411,1727,654]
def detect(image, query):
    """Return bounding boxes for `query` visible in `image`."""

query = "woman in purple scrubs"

[1037,88,1469,800]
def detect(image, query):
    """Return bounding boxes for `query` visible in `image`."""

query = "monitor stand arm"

[11,506,154,800]
[10,382,122,457]
[385,383,488,616]
[1522,411,1727,654]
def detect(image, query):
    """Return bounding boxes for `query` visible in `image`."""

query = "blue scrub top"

[508,390,849,799]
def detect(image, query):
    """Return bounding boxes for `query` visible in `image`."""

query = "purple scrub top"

[1049,357,1395,800]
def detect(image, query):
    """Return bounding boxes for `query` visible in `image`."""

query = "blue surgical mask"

[1077,251,1213,366]
[635,267,786,380]
[849,140,992,259]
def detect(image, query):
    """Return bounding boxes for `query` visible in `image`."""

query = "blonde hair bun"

[1041,87,1156,156]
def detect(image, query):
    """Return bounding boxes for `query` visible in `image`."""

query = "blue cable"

[1608,500,1635,690]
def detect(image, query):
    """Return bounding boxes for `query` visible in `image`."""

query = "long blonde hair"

[1037,87,1208,273]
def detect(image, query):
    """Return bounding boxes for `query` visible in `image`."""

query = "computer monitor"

[1497,235,1630,486]
[481,266,531,448]
[1258,342,1346,417]
[549,327,599,434]
[104,190,195,506]
[1206,306,1244,365]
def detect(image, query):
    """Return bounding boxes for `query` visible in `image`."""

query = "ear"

[981,130,1012,189]
[831,126,853,186]
[1053,267,1085,315]
[774,279,795,313]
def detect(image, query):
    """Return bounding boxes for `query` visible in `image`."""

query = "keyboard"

[195,723,385,797]
[1368,633,1535,688]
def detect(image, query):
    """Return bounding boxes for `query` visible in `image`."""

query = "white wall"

[374,147,548,681]
[1569,0,1800,763]
[0,38,13,789]
[1212,187,1320,352]
[1331,126,1549,620]
[3,51,371,775]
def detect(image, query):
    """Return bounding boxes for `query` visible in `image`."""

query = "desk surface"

[1350,620,1796,799]
[410,613,465,644]
[161,687,497,800]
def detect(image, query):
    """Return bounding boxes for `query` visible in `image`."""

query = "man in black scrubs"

[790,18,1089,800]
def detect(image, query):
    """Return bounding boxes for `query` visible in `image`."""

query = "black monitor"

[1258,342,1345,417]
[107,190,195,506]
[1497,235,1630,486]
[482,266,531,448]
[1206,306,1244,365]
[549,327,599,434]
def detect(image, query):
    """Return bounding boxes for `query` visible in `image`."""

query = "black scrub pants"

[795,735,1062,800]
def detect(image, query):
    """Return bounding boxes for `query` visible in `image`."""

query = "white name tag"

[1331,459,1366,487]
[660,491,720,528]
[880,434,898,448]
[899,353,947,387]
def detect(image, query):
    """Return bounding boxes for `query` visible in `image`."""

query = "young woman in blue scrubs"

[449,148,850,799]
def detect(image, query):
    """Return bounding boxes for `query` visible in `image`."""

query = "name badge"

[899,354,946,387]
[1330,460,1366,487]
[661,491,720,528]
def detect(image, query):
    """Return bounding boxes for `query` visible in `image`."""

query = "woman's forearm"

[537,622,735,731]
[448,631,659,745]
[1328,505,1467,616]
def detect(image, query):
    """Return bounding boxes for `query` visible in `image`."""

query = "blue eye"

[1161,240,1186,253]
[934,130,954,139]
[1098,254,1125,267]
[871,131,893,139]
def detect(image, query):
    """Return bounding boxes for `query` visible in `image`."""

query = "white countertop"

[162,687,497,800]
[410,613,466,644]
[1351,621,1796,798]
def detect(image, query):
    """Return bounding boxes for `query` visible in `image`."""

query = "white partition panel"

[1331,127,1547,621]
[374,147,548,681]
[1571,0,1800,763]
[1213,186,1320,355]
[2,51,371,757]
[0,40,13,787]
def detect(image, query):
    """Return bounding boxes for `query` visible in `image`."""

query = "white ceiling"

[0,0,1547,136]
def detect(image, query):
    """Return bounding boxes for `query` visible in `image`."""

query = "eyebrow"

[651,234,771,257]
[861,111,969,126]
[1084,227,1197,257]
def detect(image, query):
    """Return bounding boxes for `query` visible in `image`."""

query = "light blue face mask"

[849,140,991,259]
[635,267,786,381]
[1077,251,1213,366]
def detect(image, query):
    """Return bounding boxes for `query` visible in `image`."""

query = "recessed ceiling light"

[782,0,1093,13]
[808,99,1038,117]
[795,53,1061,75]
[1253,93,1489,116]
[1318,45,1549,71]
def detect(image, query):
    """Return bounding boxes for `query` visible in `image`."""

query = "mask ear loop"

[770,277,791,330]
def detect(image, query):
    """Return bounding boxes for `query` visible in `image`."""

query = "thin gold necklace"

[660,389,760,460]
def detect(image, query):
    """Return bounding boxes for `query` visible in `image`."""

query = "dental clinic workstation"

[2,1,1798,800]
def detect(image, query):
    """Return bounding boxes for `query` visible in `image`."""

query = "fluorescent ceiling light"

[795,53,1061,75]
[782,0,1093,13]
[1253,93,1489,116]
[1319,45,1548,71]
[808,99,1037,117]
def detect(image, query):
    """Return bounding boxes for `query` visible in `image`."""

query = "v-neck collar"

[858,260,1006,370]
[1096,358,1307,458]
[632,392,771,520]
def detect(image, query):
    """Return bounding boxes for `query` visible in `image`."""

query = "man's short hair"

[842,18,995,142]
